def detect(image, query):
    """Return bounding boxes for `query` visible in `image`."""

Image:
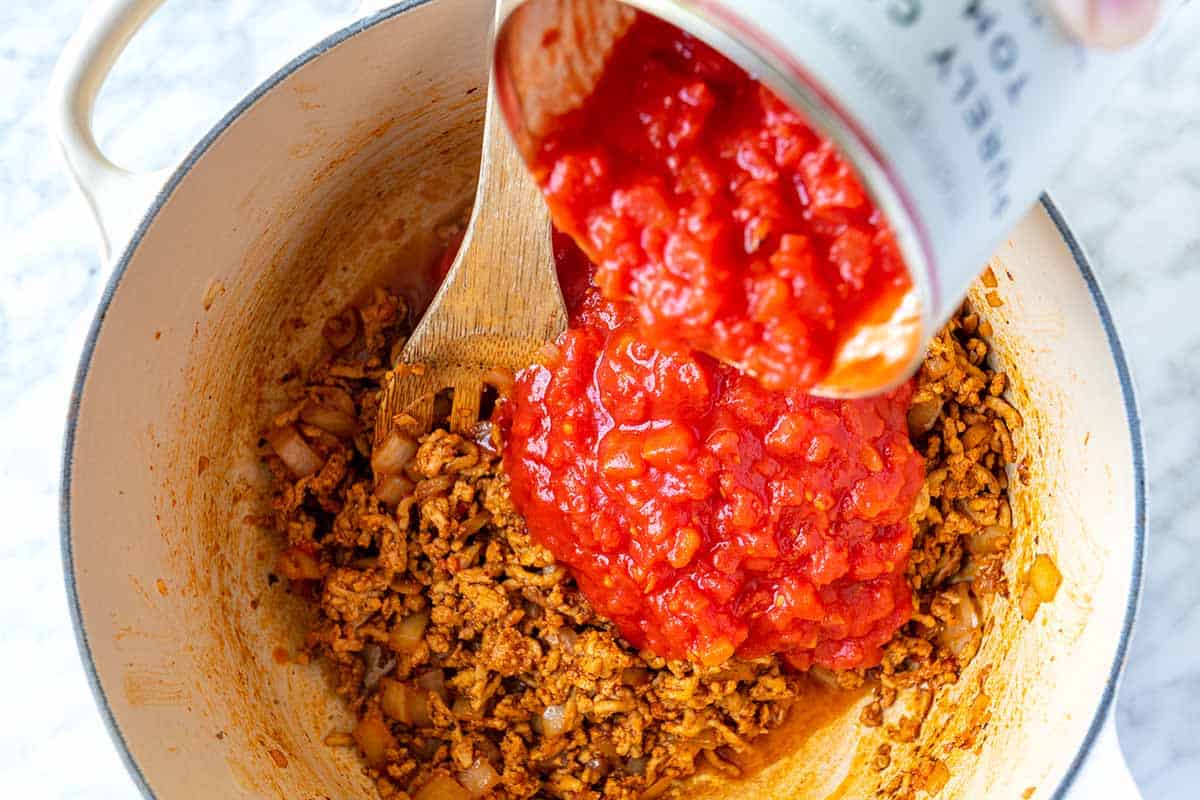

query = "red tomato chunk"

[503,240,924,670]
[532,13,912,392]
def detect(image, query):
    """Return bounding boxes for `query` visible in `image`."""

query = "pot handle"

[1066,712,1143,799]
[48,0,171,261]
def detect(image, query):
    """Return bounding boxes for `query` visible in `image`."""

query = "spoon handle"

[377,80,569,440]
[402,83,566,363]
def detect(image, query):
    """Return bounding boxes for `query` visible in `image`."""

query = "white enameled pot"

[52,1,1146,798]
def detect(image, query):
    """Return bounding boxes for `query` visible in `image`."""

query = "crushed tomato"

[502,12,925,670]
[530,12,911,392]
[502,237,924,670]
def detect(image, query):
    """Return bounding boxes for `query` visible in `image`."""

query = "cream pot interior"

[60,1,1143,798]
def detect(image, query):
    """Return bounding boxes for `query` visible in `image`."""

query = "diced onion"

[540,704,568,738]
[376,473,416,506]
[951,560,978,584]
[417,669,448,702]
[373,429,418,475]
[379,678,407,722]
[352,715,395,767]
[300,402,358,438]
[414,475,454,501]
[966,526,1010,556]
[300,387,358,438]
[548,628,577,654]
[276,547,322,580]
[413,774,472,800]
[362,644,395,690]
[267,425,324,477]
[907,399,943,438]
[380,678,432,727]
[319,385,355,414]
[1020,554,1063,621]
[389,612,430,654]
[595,740,619,760]
[1029,554,1062,602]
[452,696,484,721]
[457,758,501,797]
[937,584,981,663]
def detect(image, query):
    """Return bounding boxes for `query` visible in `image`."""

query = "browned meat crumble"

[865,309,1024,800]
[260,290,1019,800]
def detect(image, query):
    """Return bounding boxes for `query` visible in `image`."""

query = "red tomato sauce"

[503,13,925,670]
[530,13,911,392]
[502,237,924,670]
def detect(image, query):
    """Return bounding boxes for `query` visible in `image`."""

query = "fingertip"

[1051,0,1162,50]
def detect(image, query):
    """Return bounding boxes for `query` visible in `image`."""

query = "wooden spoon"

[375,84,568,443]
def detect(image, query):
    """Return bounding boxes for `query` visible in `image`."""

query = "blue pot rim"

[58,3,1146,797]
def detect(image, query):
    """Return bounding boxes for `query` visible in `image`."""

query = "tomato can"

[495,0,1163,386]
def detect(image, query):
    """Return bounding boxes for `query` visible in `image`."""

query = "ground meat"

[859,308,1018,799]
[261,292,1016,799]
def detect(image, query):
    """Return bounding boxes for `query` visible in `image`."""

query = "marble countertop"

[1,1,1197,797]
